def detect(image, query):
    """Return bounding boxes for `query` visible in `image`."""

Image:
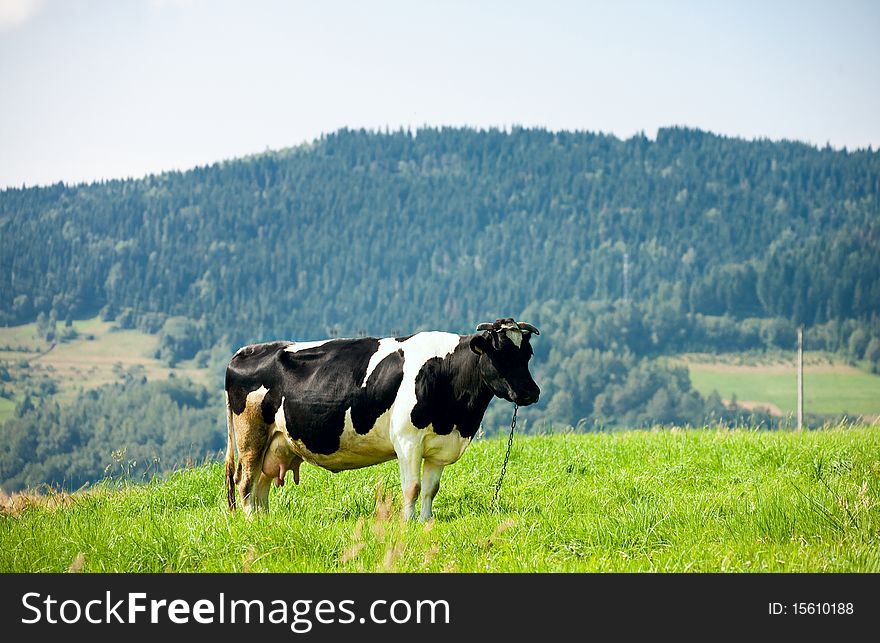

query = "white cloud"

[0,0,45,30]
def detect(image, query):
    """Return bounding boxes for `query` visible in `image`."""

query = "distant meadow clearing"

[2,427,878,573]
[675,353,880,421]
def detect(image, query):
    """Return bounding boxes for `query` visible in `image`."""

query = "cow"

[224,317,540,520]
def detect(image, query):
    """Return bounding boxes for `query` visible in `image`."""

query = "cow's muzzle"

[513,385,540,406]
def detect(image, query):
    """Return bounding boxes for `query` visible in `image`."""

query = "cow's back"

[226,337,405,457]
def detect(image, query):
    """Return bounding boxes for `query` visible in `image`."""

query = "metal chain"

[493,404,518,505]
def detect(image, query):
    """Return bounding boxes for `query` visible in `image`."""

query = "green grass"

[0,397,15,426]
[2,428,879,572]
[0,319,45,351]
[689,370,880,417]
[676,353,880,419]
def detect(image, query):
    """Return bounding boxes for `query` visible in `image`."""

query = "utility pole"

[797,325,804,431]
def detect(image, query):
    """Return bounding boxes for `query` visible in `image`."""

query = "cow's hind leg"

[420,459,444,521]
[232,414,271,516]
[237,448,267,516]
[253,472,273,513]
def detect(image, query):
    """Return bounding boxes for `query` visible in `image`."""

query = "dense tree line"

[0,127,878,488]
[483,298,779,432]
[0,375,224,492]
[2,127,877,345]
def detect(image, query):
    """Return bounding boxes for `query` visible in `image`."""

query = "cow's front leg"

[420,459,444,521]
[394,438,423,521]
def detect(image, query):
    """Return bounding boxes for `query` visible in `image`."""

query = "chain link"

[493,404,518,505]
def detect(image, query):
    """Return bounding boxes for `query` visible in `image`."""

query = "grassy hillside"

[2,428,878,572]
[677,353,880,420]
[0,316,210,424]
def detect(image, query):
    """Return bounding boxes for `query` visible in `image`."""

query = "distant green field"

[2,429,878,572]
[0,316,210,423]
[0,398,15,426]
[678,354,880,419]
[689,370,880,417]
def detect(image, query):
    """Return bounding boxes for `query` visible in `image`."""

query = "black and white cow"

[224,318,540,520]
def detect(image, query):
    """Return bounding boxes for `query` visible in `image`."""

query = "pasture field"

[0,398,14,424]
[2,427,878,572]
[674,353,880,420]
[0,316,210,424]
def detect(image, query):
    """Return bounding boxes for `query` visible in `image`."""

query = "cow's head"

[469,318,541,406]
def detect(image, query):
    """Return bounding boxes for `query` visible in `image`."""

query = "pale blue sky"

[1,0,878,188]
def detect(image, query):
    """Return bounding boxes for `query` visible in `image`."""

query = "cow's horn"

[476,323,494,331]
[517,322,540,335]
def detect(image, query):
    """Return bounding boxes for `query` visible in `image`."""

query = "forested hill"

[1,126,879,436]
[2,126,878,339]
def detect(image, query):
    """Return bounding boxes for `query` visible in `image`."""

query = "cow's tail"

[224,391,237,512]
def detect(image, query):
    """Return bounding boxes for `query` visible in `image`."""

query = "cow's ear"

[470,333,491,355]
